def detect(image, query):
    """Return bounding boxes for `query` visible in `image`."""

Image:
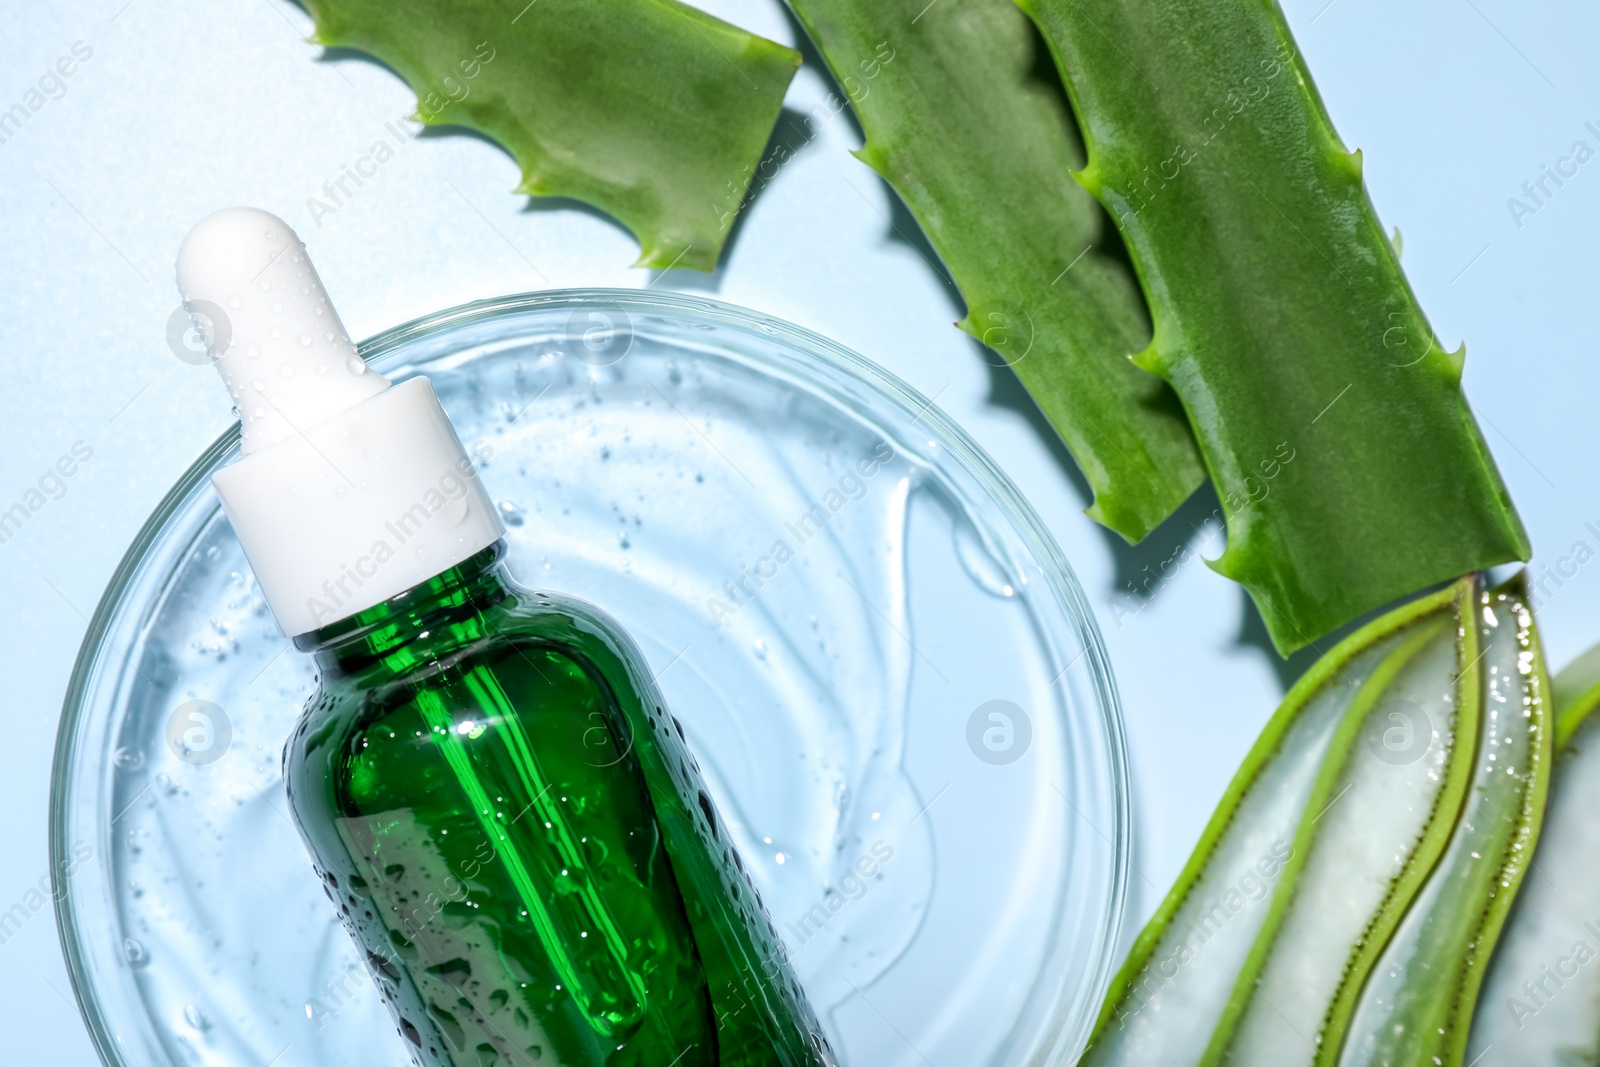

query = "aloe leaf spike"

[300,0,800,270]
[780,0,1204,542]
[1018,0,1528,649]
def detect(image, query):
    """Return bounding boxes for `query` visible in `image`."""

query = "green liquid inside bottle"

[285,542,833,1066]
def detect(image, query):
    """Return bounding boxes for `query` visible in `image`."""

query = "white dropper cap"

[178,208,504,637]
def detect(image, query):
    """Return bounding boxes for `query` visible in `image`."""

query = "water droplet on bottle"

[227,295,242,309]
[752,638,768,660]
[347,358,366,375]
[245,343,260,359]
[298,333,312,347]
[257,278,270,291]
[124,938,148,966]
[206,545,221,562]
[268,326,282,339]
[113,747,144,772]
[183,1004,209,1031]
[271,301,283,313]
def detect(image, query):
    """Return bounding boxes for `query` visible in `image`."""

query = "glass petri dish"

[52,291,1129,1067]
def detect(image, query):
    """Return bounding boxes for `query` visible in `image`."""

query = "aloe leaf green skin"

[1342,575,1552,1067]
[1467,644,1600,1065]
[780,0,1204,542]
[1083,578,1477,1065]
[300,0,799,271]
[1016,0,1529,649]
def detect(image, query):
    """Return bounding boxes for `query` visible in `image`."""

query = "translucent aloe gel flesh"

[175,208,833,1066]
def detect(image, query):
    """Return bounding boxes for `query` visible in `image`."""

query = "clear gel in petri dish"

[52,291,1129,1067]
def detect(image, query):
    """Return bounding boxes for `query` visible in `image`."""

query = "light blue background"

[1,0,1595,1060]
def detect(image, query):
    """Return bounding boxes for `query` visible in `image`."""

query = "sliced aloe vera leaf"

[1341,576,1552,1067]
[1214,617,1478,1064]
[1017,0,1528,650]
[1467,644,1600,1064]
[300,0,799,270]
[780,0,1204,541]
[1085,580,1472,1064]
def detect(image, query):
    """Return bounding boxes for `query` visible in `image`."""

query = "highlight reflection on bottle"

[177,208,834,1066]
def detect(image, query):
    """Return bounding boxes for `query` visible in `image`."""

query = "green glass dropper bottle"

[177,208,834,1067]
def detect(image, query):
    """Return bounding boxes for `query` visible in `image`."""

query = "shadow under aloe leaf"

[982,365,1312,689]
[1233,584,1320,691]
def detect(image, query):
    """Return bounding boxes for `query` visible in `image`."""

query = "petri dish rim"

[50,288,1131,1066]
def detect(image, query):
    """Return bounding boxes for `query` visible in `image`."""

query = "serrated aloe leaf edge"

[780,0,1204,542]
[1017,0,1529,651]
[301,0,799,270]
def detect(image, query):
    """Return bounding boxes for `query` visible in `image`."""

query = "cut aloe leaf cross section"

[1086,578,1478,1065]
[300,0,800,270]
[1339,577,1550,1067]
[1087,576,1552,1066]
[1467,642,1600,1064]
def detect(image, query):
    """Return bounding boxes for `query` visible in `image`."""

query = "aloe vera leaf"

[300,0,799,270]
[1341,576,1552,1067]
[1016,0,1529,649]
[1215,616,1479,1064]
[780,0,1204,541]
[1553,642,1600,748]
[1466,646,1600,1064]
[1085,579,1472,1064]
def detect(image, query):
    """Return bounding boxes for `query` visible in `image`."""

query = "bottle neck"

[296,541,515,678]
